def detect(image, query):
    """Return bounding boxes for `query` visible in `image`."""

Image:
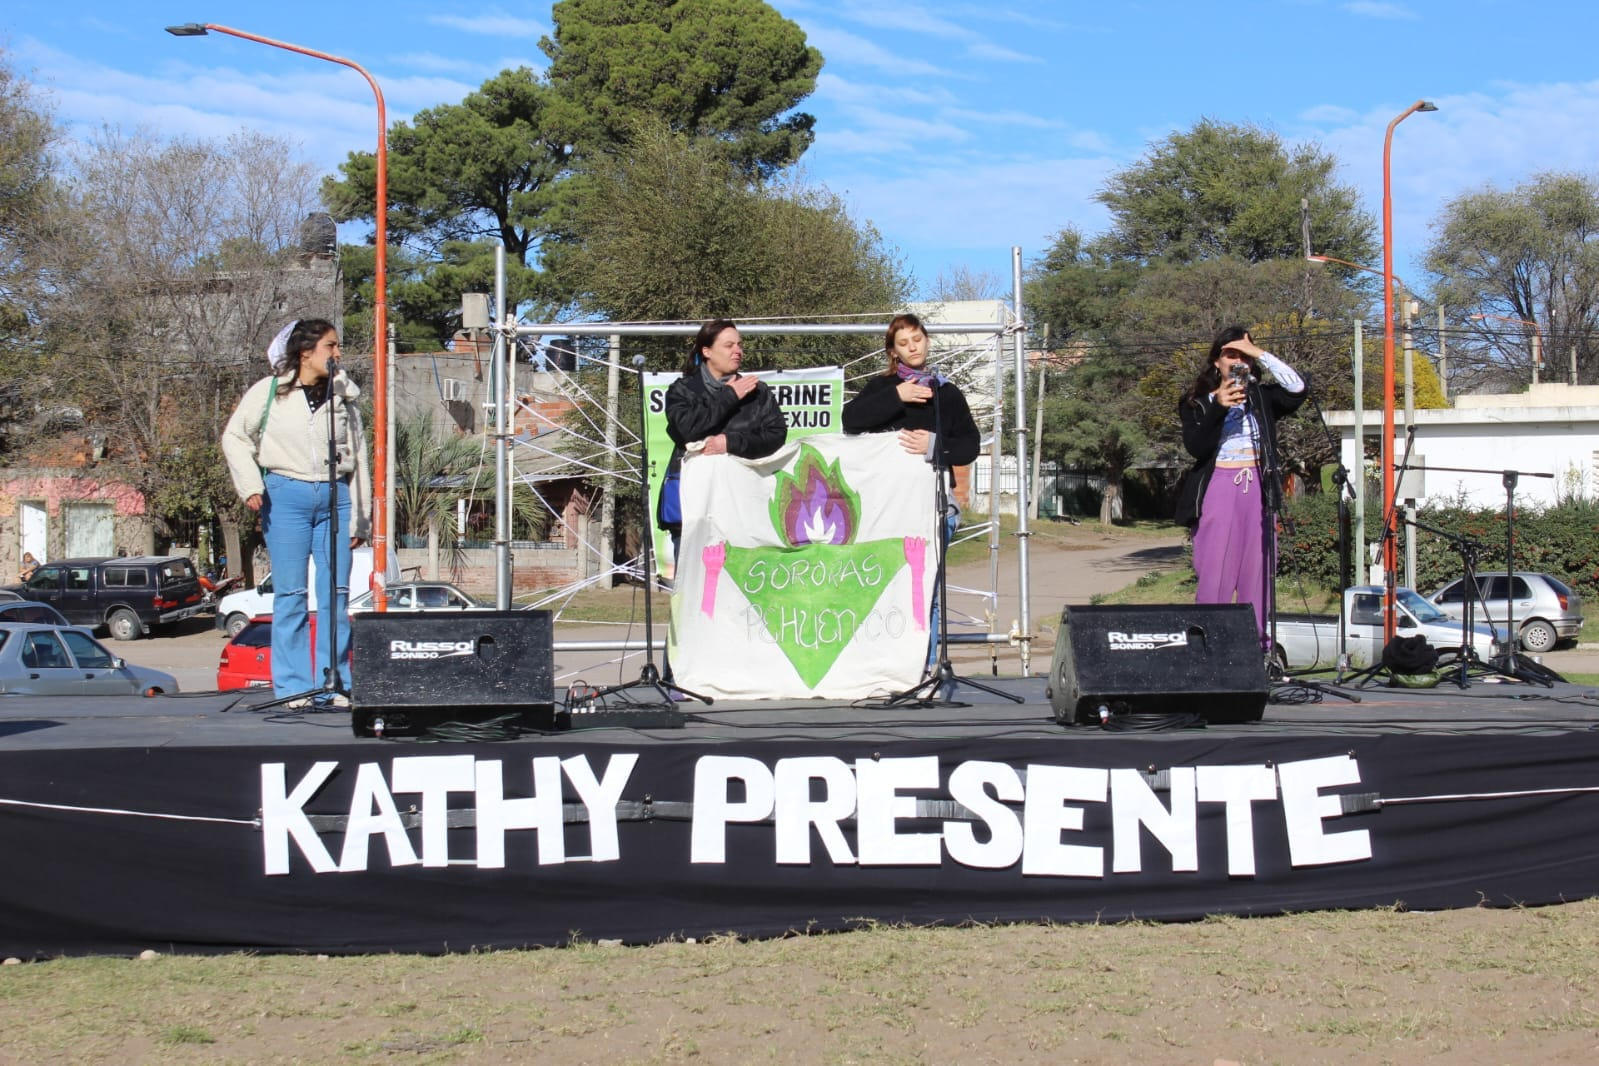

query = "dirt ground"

[2,903,1597,1063]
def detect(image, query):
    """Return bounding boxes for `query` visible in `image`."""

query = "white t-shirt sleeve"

[1256,351,1304,393]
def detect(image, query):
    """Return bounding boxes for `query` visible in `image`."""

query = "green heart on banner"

[721,540,912,687]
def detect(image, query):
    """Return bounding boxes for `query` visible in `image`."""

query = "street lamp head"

[164,23,209,36]
[1417,101,1438,112]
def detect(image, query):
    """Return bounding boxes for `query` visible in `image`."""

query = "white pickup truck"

[1276,585,1500,671]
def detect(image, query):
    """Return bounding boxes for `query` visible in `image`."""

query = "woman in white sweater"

[222,319,370,707]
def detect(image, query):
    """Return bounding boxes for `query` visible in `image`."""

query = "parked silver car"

[1425,572,1583,653]
[0,622,180,696]
[348,582,485,612]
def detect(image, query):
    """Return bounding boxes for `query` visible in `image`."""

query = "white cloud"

[964,41,1044,64]
[425,12,548,38]
[1301,79,1599,270]
[943,106,1064,130]
[803,25,959,79]
[828,156,1118,275]
[1341,1,1420,19]
[815,72,954,108]
[391,52,537,77]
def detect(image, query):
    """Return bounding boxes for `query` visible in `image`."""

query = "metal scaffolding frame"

[483,245,1039,675]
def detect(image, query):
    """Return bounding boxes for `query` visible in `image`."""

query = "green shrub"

[1282,492,1599,599]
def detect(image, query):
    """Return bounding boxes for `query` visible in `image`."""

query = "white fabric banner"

[671,434,938,699]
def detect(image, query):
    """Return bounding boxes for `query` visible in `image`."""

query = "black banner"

[3,733,1598,956]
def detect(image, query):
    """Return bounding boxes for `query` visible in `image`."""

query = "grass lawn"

[1092,565,1340,616]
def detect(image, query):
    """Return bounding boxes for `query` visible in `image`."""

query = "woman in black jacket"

[1176,326,1307,645]
[843,313,980,470]
[844,312,980,671]
[657,319,787,546]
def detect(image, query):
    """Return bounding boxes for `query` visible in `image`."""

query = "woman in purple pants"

[1175,327,1306,647]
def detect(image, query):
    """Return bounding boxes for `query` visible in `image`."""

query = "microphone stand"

[1405,463,1561,687]
[1260,378,1362,703]
[592,355,706,710]
[1400,513,1509,687]
[880,377,1022,708]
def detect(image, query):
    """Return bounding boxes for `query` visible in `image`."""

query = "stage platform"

[3,675,1599,956]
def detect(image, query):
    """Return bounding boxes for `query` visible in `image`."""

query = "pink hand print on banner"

[701,541,726,617]
[904,536,928,631]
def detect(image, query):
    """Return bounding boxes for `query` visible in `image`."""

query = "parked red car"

[217,614,275,690]
[217,614,343,690]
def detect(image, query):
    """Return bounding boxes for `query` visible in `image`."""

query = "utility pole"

[1300,198,1313,316]
[1028,325,1047,520]
[1437,305,1447,402]
[600,334,621,587]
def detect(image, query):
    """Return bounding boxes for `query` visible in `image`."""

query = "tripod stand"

[880,382,1022,708]
[1403,515,1516,687]
[1412,464,1560,688]
[593,356,707,710]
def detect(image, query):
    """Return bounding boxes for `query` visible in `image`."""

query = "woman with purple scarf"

[845,313,980,671]
[1176,326,1307,645]
[843,312,980,469]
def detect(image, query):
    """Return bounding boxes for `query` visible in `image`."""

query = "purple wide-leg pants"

[1192,465,1273,645]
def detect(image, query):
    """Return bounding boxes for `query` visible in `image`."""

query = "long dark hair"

[681,319,738,375]
[1183,325,1257,405]
[275,318,339,396]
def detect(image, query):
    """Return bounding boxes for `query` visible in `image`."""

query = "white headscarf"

[267,320,298,374]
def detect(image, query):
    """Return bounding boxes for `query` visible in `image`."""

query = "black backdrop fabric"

[3,733,1598,957]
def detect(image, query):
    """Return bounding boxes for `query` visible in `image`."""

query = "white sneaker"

[325,693,351,709]
[285,697,312,710]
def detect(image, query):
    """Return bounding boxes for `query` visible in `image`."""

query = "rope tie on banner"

[1341,783,1599,814]
[0,796,261,827]
[5,780,1596,833]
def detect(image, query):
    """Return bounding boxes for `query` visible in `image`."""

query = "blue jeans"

[261,472,353,699]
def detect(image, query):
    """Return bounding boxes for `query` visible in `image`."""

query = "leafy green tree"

[564,121,909,368]
[0,50,59,401]
[324,68,567,349]
[39,129,323,572]
[1026,120,1383,517]
[1097,119,1375,267]
[324,67,569,266]
[1426,172,1599,391]
[540,0,822,178]
[1040,376,1146,525]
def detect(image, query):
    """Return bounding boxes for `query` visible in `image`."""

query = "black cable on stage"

[1098,711,1207,733]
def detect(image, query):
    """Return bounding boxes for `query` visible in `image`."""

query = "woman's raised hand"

[896,380,933,405]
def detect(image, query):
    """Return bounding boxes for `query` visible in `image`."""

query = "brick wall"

[395,546,582,597]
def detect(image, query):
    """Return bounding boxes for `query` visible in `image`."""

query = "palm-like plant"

[393,411,490,545]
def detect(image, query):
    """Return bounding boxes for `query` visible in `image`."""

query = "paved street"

[106,525,1599,693]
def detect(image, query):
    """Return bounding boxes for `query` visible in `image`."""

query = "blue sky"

[7,1,1599,299]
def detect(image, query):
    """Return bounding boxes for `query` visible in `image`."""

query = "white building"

[1325,383,1599,510]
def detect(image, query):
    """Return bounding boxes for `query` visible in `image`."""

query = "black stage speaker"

[1046,604,1267,725]
[350,610,554,737]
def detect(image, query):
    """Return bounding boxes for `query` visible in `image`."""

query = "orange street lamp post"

[1378,99,1437,643]
[167,21,390,610]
